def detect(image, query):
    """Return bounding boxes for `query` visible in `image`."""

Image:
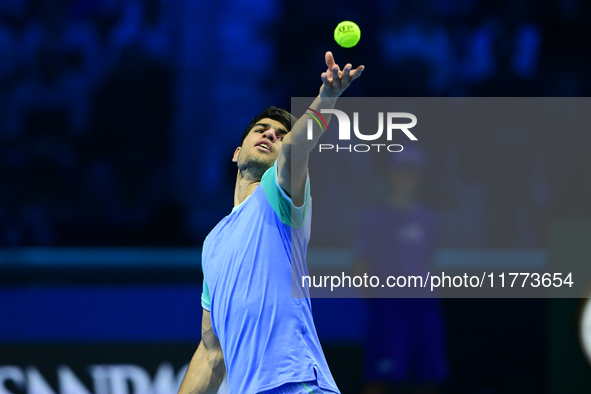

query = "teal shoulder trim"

[201,276,211,311]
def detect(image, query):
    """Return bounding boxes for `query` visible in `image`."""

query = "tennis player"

[177,51,364,394]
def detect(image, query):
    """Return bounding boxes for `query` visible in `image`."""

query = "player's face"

[389,167,421,194]
[232,118,288,170]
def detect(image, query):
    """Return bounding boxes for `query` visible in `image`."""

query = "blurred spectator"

[0,0,185,247]
[14,0,99,133]
[355,146,449,394]
[0,110,77,245]
[377,3,454,95]
[0,0,25,138]
[74,44,176,245]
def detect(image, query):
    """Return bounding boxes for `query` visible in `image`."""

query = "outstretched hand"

[319,51,364,99]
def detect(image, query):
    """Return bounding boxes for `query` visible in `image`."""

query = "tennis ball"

[334,21,361,48]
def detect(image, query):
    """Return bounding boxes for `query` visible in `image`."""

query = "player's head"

[233,107,297,181]
[240,107,296,146]
[388,144,425,195]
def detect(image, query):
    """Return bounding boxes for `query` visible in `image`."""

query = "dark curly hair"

[240,107,298,146]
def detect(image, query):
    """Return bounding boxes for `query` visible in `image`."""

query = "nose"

[263,129,278,142]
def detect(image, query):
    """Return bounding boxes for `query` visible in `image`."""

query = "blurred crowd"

[0,0,189,246]
[1,0,590,247]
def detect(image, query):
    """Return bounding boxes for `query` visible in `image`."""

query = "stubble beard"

[237,151,273,182]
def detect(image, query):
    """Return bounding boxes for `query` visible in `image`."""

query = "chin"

[238,154,275,181]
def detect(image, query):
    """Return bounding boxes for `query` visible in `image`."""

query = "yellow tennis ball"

[334,21,361,48]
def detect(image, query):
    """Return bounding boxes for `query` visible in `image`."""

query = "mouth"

[254,140,273,153]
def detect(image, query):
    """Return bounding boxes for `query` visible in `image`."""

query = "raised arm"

[277,51,364,206]
[178,309,225,394]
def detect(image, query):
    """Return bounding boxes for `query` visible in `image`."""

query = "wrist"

[318,93,338,106]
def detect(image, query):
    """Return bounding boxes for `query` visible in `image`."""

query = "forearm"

[178,341,225,394]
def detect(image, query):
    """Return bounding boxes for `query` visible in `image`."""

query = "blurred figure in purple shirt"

[355,145,449,394]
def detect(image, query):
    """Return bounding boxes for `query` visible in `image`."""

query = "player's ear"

[232,147,241,163]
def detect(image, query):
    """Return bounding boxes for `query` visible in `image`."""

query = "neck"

[234,171,260,207]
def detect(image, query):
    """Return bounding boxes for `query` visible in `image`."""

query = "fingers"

[325,51,335,69]
[325,51,342,87]
[341,63,352,85]
[325,50,365,80]
[320,51,365,96]
[331,64,342,89]
[323,63,341,86]
[330,63,355,89]
[349,65,365,82]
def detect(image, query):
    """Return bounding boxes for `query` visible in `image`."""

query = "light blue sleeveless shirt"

[201,161,340,394]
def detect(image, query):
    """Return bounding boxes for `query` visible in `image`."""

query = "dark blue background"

[1,0,591,392]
